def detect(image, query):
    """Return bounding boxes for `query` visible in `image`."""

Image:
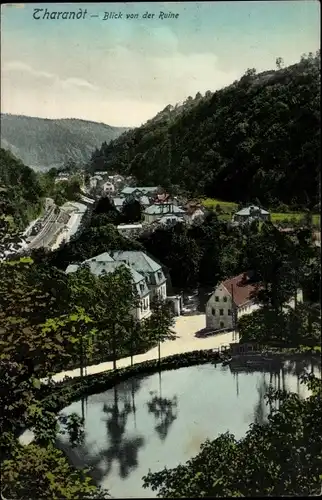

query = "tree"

[95,265,140,370]
[85,54,320,209]
[276,57,284,70]
[145,297,176,365]
[121,198,143,223]
[1,443,110,499]
[142,373,322,497]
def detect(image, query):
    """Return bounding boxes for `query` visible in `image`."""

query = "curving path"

[42,314,237,384]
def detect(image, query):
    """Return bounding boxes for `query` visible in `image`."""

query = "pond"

[57,356,321,498]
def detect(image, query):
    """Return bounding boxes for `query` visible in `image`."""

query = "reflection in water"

[100,384,146,479]
[59,356,321,499]
[146,373,178,442]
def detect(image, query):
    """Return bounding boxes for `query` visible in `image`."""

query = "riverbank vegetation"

[143,366,322,497]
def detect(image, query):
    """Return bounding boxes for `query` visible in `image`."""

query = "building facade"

[102,181,115,194]
[143,203,186,224]
[65,253,151,321]
[232,205,270,224]
[206,273,303,331]
[112,250,167,301]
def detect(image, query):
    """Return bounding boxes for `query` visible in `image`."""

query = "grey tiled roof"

[111,197,126,207]
[87,252,114,262]
[139,195,150,206]
[235,205,269,216]
[121,187,138,195]
[112,250,166,286]
[66,258,149,297]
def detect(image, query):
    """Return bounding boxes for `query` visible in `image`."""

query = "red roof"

[222,273,258,307]
[155,193,170,203]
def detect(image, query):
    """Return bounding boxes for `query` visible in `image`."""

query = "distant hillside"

[0,114,128,171]
[90,52,320,210]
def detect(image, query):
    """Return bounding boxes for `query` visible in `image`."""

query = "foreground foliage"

[142,372,322,497]
[1,443,109,500]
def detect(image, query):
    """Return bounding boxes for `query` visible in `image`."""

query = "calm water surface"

[58,357,321,498]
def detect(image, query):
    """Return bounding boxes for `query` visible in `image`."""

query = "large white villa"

[65,250,169,321]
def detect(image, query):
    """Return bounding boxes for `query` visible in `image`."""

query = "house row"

[206,272,303,332]
[111,186,206,226]
[65,250,182,321]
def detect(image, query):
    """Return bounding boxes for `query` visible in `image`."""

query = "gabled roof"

[235,205,269,216]
[140,186,159,194]
[112,250,161,272]
[66,259,148,296]
[87,252,114,262]
[112,250,166,286]
[221,273,258,307]
[139,195,150,205]
[111,197,126,206]
[121,187,140,194]
[156,193,170,202]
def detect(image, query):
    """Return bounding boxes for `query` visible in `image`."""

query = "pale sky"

[1,1,320,127]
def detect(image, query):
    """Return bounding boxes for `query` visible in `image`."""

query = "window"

[228,309,231,316]
[215,296,219,302]
[220,321,224,329]
[219,309,224,316]
[157,271,163,281]
[223,296,227,302]
[212,308,216,316]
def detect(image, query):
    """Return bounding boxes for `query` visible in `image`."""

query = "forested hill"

[0,114,128,171]
[90,52,320,210]
[0,148,44,232]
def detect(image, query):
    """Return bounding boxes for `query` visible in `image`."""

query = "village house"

[65,252,151,321]
[206,272,303,332]
[102,181,115,194]
[143,203,186,224]
[55,172,70,183]
[153,192,179,205]
[184,201,206,224]
[121,186,159,199]
[232,205,270,224]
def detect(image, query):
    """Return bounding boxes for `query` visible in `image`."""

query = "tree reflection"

[55,435,108,484]
[253,375,266,426]
[146,372,178,442]
[100,380,145,479]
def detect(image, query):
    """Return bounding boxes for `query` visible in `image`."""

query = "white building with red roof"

[206,272,303,331]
